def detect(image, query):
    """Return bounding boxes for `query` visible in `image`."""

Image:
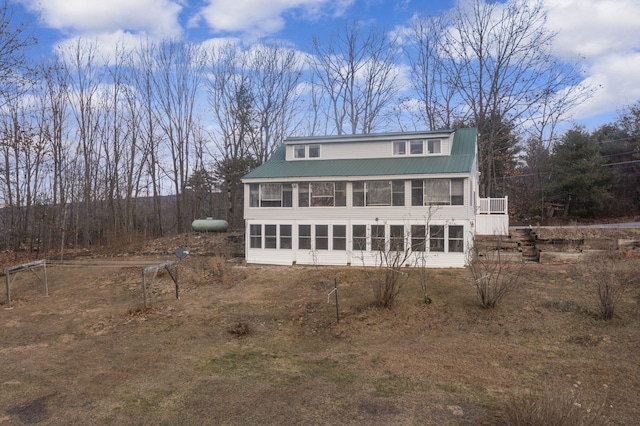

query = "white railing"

[478,196,508,215]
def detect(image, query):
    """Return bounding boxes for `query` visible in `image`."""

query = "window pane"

[280,225,292,249]
[451,179,464,205]
[299,225,311,250]
[411,225,426,252]
[353,225,367,251]
[335,182,346,206]
[298,183,309,207]
[393,141,406,155]
[309,144,320,158]
[411,180,423,206]
[429,225,445,252]
[449,225,464,252]
[282,184,292,207]
[311,182,334,206]
[261,183,282,200]
[367,181,391,206]
[427,139,441,154]
[250,224,261,248]
[316,225,328,250]
[333,225,346,250]
[265,225,277,249]
[390,225,404,251]
[249,184,259,207]
[372,224,385,251]
[352,182,364,206]
[392,181,404,206]
[294,145,305,158]
[425,179,450,205]
[410,140,423,154]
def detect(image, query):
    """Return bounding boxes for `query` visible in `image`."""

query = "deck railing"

[478,196,508,215]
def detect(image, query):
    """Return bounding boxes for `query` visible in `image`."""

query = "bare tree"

[59,39,104,247]
[404,14,459,131]
[132,39,165,236]
[152,39,206,233]
[0,0,36,110]
[440,0,591,198]
[247,43,303,163]
[310,20,400,135]
[38,58,72,257]
[206,42,302,228]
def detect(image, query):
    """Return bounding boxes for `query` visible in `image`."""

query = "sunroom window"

[250,183,293,207]
[352,181,405,207]
[411,179,464,206]
[298,182,346,207]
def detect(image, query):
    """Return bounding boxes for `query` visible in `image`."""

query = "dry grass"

[1,254,639,425]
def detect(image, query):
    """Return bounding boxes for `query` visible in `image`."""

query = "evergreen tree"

[546,127,613,218]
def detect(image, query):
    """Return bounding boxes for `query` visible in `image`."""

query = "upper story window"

[410,140,424,155]
[249,183,293,207]
[353,180,405,207]
[294,145,305,158]
[298,182,346,207]
[427,139,441,154]
[309,144,321,158]
[392,141,406,155]
[411,178,464,206]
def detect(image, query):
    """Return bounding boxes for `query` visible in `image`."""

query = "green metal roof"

[243,128,477,181]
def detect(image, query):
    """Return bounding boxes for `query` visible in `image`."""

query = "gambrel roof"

[242,128,477,181]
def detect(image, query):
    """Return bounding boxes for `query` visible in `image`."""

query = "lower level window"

[449,225,464,252]
[429,225,445,252]
[315,225,328,250]
[265,225,277,248]
[280,225,292,249]
[353,225,367,251]
[250,224,262,249]
[333,225,346,250]
[299,225,311,250]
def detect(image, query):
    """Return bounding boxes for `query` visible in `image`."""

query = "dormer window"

[428,139,441,154]
[309,144,321,158]
[294,145,305,158]
[392,141,406,155]
[410,140,424,155]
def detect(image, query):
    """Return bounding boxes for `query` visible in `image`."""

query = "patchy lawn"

[1,250,639,425]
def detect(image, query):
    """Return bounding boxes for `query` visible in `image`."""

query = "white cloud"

[197,0,354,37]
[54,31,150,66]
[544,0,640,123]
[19,0,184,38]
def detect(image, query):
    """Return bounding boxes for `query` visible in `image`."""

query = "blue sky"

[12,0,640,130]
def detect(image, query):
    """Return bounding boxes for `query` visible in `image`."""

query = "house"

[241,128,508,267]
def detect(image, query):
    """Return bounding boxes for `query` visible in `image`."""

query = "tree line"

[0,0,634,256]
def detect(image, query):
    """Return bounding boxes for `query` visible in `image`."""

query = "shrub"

[502,390,610,426]
[579,252,636,320]
[467,235,523,308]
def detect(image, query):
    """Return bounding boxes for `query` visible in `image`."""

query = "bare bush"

[366,246,411,309]
[579,252,636,320]
[502,390,610,426]
[468,236,523,308]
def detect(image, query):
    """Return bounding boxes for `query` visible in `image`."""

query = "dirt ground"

[1,236,639,425]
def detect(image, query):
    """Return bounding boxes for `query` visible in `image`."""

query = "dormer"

[284,130,455,161]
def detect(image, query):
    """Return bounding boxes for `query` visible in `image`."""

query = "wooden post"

[5,268,11,309]
[142,269,148,308]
